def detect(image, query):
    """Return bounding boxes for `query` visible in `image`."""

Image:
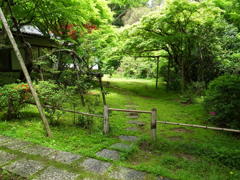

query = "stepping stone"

[4,159,45,178]
[128,112,139,116]
[167,136,182,141]
[48,150,82,164]
[125,127,138,131]
[96,149,120,161]
[21,145,56,157]
[1,138,21,146]
[0,136,12,145]
[109,167,146,180]
[110,143,132,152]
[0,150,17,166]
[128,120,145,126]
[119,135,139,142]
[80,158,111,175]
[157,176,171,180]
[5,140,32,151]
[35,166,79,180]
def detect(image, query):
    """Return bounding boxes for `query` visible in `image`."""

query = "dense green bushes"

[0,83,30,120]
[117,57,156,78]
[204,74,240,129]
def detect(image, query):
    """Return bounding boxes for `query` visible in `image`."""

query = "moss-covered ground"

[0,77,240,180]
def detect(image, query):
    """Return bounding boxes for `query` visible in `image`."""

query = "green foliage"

[117,56,156,78]
[3,0,112,37]
[120,0,228,91]
[108,0,148,26]
[35,81,66,126]
[204,74,240,129]
[159,64,181,90]
[0,83,30,120]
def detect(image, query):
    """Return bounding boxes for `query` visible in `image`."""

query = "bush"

[0,83,30,120]
[204,74,240,129]
[35,81,66,126]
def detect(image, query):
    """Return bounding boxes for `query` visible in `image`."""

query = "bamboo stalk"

[108,108,152,114]
[0,8,52,137]
[157,121,240,133]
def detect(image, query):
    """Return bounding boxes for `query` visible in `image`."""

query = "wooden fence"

[103,106,240,140]
[103,106,158,140]
[39,104,240,139]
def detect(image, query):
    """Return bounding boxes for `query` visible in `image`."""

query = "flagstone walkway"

[0,105,169,180]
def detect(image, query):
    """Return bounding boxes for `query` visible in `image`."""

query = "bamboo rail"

[28,103,103,118]
[157,121,240,133]
[105,107,157,138]
[108,108,152,114]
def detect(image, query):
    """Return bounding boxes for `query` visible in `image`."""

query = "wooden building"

[0,26,57,84]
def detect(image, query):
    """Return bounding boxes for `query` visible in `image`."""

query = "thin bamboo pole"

[0,8,52,137]
[108,108,152,114]
[27,103,103,118]
[157,121,240,133]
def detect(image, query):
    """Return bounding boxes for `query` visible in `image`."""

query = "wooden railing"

[103,106,158,140]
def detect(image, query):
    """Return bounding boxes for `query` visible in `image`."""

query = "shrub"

[35,81,66,126]
[204,74,240,129]
[0,83,30,120]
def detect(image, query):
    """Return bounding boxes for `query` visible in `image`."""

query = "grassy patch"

[0,77,240,179]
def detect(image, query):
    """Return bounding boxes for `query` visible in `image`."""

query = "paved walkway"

[0,135,167,180]
[0,104,170,180]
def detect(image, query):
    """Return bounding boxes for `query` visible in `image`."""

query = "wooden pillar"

[151,108,157,141]
[156,57,160,89]
[103,105,109,134]
[0,8,52,137]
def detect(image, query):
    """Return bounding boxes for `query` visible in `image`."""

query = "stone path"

[0,135,162,180]
[0,105,170,179]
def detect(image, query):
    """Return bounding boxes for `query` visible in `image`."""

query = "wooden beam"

[108,108,152,114]
[158,121,240,133]
[0,8,52,137]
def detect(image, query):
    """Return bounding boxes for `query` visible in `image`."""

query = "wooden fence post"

[0,8,52,137]
[151,108,157,141]
[103,105,109,134]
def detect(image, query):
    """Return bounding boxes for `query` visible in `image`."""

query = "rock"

[5,140,33,151]
[48,150,82,164]
[110,143,132,152]
[0,150,17,166]
[4,159,45,178]
[109,167,146,180]
[21,145,56,157]
[35,166,79,180]
[167,136,183,141]
[119,135,139,142]
[96,149,120,161]
[0,136,12,145]
[80,158,111,174]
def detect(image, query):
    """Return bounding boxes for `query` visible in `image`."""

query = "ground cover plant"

[0,78,239,180]
[1,0,240,179]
